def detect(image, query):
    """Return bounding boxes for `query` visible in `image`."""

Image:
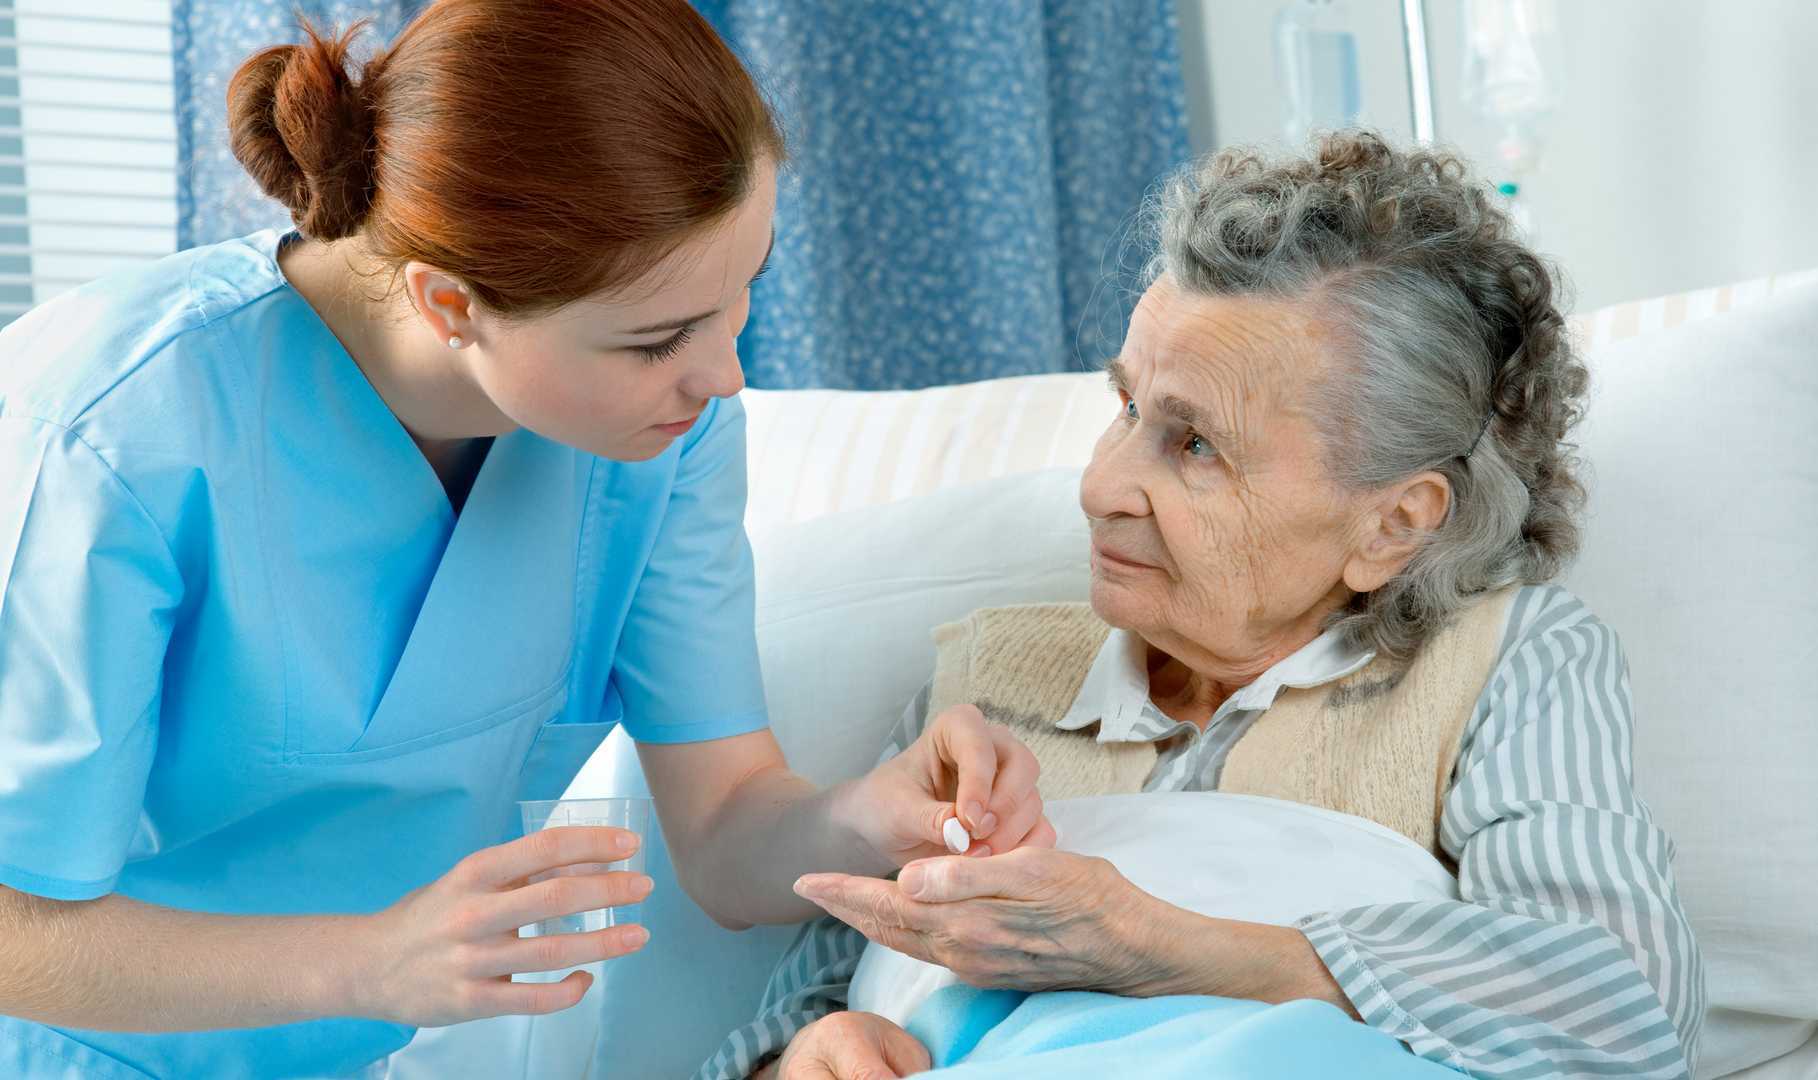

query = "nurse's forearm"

[0,884,367,1031]
[642,713,1048,929]
[641,733,880,927]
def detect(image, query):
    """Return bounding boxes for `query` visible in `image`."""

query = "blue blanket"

[906,986,1463,1078]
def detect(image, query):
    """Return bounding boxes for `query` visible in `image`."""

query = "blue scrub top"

[0,231,770,1080]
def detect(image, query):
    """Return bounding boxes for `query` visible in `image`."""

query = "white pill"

[942,816,971,854]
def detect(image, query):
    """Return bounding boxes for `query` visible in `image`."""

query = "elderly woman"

[698,133,1703,1080]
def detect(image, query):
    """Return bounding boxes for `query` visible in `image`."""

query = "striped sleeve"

[691,688,934,1080]
[691,916,871,1080]
[1298,586,1706,1080]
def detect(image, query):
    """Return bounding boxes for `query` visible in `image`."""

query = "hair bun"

[227,23,378,241]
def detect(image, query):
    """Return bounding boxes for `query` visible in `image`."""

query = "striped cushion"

[1571,268,1818,349]
[742,270,1818,535]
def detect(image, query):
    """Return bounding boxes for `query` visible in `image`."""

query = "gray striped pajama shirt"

[695,585,1704,1080]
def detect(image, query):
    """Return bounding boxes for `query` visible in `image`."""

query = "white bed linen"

[849,792,1459,1027]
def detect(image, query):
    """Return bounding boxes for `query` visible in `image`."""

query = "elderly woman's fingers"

[778,1012,930,1080]
[876,1015,934,1077]
[793,874,946,963]
[793,873,914,928]
[895,847,1064,905]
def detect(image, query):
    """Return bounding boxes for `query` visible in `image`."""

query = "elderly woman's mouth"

[1090,541,1164,573]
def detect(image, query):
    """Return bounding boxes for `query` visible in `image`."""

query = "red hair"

[226,0,783,316]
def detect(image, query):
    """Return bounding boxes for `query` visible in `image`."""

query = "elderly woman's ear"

[1340,470,1450,596]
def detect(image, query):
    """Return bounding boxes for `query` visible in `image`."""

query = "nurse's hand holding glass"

[0,3,1045,1077]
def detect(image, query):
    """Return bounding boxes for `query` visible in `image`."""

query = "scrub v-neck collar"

[256,231,581,758]
[266,229,479,522]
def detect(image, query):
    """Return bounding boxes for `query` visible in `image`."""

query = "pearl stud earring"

[447,335,463,349]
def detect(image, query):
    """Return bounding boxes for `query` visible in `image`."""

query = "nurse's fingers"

[973,731,1044,849]
[481,923,651,980]
[1019,814,1058,851]
[484,968,596,1017]
[463,826,642,890]
[490,869,653,932]
[975,790,1049,858]
[925,705,1013,840]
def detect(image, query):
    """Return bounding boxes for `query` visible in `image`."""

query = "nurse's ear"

[404,262,484,351]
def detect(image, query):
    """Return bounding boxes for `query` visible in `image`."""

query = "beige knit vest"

[926,587,1518,855]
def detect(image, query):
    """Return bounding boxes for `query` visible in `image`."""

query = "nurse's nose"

[683,322,746,401]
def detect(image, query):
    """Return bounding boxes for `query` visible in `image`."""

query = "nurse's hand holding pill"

[0,2,1046,1076]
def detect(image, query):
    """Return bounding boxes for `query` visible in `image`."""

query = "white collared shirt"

[1053,625,1375,794]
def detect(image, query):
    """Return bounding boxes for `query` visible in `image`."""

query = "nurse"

[0,2,1045,1078]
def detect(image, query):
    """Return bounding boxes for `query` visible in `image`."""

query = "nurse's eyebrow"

[624,229,776,336]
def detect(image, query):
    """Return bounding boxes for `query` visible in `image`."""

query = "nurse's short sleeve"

[0,417,181,900]
[612,396,768,744]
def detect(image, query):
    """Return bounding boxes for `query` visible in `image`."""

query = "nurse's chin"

[586,429,680,463]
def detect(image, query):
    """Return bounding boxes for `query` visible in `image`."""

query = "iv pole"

[1400,0,1436,143]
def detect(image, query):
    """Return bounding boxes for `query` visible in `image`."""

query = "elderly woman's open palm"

[797,847,1352,1010]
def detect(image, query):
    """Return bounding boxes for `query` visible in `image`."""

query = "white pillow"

[751,466,1092,788]
[1560,283,1818,1079]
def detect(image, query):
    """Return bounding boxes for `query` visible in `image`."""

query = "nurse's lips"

[650,413,701,438]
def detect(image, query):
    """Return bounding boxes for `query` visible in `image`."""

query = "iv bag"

[1460,0,1565,171]
[1275,0,1363,149]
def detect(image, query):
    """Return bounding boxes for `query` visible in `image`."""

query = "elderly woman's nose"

[1081,433,1153,520]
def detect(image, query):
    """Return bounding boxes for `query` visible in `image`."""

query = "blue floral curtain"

[174,0,1190,389]
[694,0,1190,389]
[172,1,424,249]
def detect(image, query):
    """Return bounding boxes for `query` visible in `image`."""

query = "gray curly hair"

[1145,131,1588,659]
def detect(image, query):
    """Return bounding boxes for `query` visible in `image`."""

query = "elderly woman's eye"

[1187,434,1217,458]
[1124,397,1139,420]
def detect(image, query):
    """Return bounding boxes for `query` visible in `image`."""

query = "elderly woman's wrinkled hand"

[754,1011,930,1080]
[795,848,1183,996]
[796,849,1357,1012]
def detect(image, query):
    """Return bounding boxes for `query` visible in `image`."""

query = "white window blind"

[0,0,175,327]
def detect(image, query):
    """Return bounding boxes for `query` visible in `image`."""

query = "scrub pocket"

[517,715,619,812]
[512,679,625,825]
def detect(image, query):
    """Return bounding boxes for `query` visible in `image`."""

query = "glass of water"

[516,797,650,936]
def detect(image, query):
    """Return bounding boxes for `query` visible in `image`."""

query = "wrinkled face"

[1081,276,1370,675]
[458,161,777,462]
